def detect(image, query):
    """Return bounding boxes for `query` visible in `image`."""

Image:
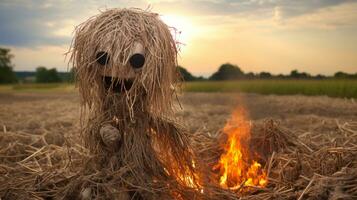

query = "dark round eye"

[129,54,145,69]
[96,51,110,65]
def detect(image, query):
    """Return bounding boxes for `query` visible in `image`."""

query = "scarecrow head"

[70,8,179,116]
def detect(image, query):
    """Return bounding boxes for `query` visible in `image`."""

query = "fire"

[150,128,201,192]
[214,107,267,190]
[174,159,201,189]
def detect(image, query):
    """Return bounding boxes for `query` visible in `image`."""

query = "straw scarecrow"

[68,8,200,199]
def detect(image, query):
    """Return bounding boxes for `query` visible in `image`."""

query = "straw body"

[67,8,201,199]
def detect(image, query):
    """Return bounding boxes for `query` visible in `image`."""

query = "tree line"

[1,47,356,84]
[0,48,73,83]
[178,63,357,81]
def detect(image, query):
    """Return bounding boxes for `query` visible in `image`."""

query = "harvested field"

[0,91,356,199]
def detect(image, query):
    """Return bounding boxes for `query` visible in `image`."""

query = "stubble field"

[1,91,356,140]
[0,91,356,199]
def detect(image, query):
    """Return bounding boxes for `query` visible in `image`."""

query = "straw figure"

[68,8,201,199]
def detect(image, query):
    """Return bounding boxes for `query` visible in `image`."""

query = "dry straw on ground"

[1,118,356,199]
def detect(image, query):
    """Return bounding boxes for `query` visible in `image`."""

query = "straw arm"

[150,116,196,172]
[153,117,189,148]
[99,124,122,150]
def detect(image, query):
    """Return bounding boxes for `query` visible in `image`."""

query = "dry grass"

[1,92,356,199]
[1,114,356,199]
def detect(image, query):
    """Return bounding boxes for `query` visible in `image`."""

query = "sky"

[1,0,357,77]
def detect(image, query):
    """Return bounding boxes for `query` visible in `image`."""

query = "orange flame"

[214,107,267,190]
[174,159,201,189]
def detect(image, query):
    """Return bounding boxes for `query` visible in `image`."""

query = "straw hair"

[70,8,179,118]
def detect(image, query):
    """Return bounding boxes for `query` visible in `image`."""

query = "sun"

[160,14,195,47]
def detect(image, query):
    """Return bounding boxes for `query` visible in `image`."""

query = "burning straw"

[192,116,357,199]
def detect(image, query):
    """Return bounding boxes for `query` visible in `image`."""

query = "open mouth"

[103,76,134,93]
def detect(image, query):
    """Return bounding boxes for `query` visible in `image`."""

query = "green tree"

[259,71,272,79]
[60,68,75,83]
[290,70,300,78]
[245,72,256,79]
[334,71,349,79]
[210,63,244,80]
[177,66,197,81]
[315,74,326,79]
[290,69,310,79]
[276,74,286,79]
[35,66,61,83]
[0,48,17,83]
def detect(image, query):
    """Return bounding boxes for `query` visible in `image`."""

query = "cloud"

[0,0,356,48]
[269,0,351,17]
[275,2,357,30]
[150,0,353,18]
[1,1,60,46]
[0,0,147,47]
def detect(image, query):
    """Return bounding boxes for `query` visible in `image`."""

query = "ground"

[0,91,356,143]
[0,92,357,146]
[180,93,357,134]
[0,91,356,199]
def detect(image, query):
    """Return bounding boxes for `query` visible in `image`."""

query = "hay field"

[0,91,356,199]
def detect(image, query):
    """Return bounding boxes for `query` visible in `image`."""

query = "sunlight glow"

[160,14,196,49]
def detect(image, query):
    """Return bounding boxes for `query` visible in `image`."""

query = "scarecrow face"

[72,9,179,114]
[95,42,146,93]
